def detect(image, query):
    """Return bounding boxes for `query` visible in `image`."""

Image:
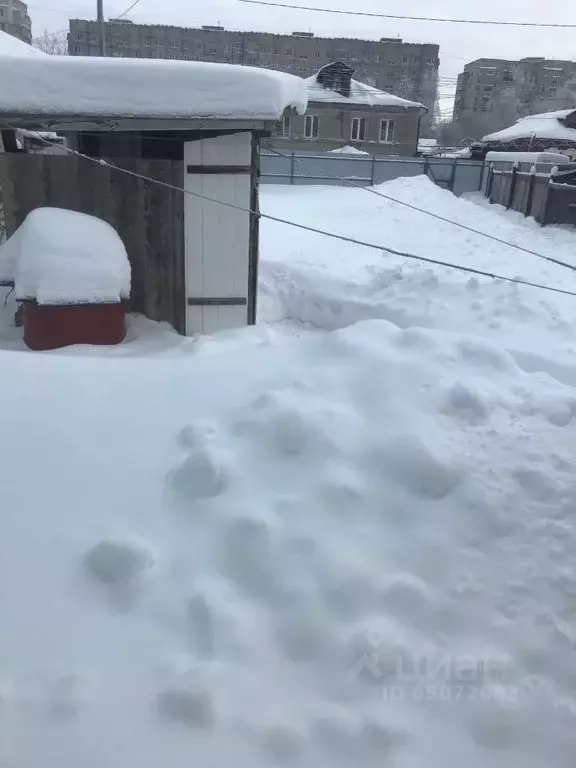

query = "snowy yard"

[1,176,576,767]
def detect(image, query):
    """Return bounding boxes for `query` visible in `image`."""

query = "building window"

[170,39,178,47]
[75,32,83,40]
[363,53,370,61]
[144,38,151,46]
[74,45,82,53]
[89,34,96,43]
[402,55,409,64]
[281,115,291,136]
[285,47,293,56]
[304,114,319,139]
[316,51,321,58]
[379,118,395,143]
[350,52,359,60]
[351,117,366,142]
[425,57,433,64]
[117,39,125,46]
[374,54,380,62]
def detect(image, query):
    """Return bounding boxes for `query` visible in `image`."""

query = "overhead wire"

[238,0,576,29]
[4,125,576,302]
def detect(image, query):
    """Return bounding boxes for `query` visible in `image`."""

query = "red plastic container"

[23,301,126,351]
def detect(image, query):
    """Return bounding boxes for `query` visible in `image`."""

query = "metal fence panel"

[260,151,485,196]
[373,158,425,185]
[453,162,485,197]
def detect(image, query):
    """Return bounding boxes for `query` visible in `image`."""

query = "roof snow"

[0,55,308,121]
[0,30,44,57]
[483,109,576,144]
[305,74,425,110]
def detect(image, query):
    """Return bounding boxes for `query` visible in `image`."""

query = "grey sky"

[27,0,576,114]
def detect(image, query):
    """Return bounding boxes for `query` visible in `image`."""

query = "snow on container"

[0,207,131,350]
[485,151,571,166]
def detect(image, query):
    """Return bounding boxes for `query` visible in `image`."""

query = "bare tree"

[32,29,68,55]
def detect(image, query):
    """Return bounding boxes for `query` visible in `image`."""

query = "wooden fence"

[487,163,576,227]
[0,154,186,332]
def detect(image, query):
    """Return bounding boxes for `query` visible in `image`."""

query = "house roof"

[483,109,576,144]
[305,70,425,111]
[0,30,44,57]
[0,55,308,123]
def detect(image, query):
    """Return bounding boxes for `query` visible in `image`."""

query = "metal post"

[97,0,106,56]
[449,158,457,193]
[507,166,517,210]
[525,173,536,218]
[290,153,295,185]
[370,155,376,186]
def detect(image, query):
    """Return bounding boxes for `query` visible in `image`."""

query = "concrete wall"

[267,103,421,156]
[0,0,32,43]
[454,57,576,121]
[68,20,439,113]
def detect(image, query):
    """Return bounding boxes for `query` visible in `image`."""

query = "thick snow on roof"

[0,208,131,304]
[305,75,425,110]
[483,109,576,143]
[0,56,308,121]
[485,150,571,164]
[0,30,44,57]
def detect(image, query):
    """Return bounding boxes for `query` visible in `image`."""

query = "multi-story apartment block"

[68,20,439,114]
[0,0,31,44]
[454,57,576,121]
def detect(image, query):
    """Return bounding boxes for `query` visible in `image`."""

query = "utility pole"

[97,0,106,56]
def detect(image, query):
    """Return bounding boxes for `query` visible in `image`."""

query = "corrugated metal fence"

[260,150,486,197]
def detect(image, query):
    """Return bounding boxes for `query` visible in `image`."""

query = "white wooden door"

[184,132,255,336]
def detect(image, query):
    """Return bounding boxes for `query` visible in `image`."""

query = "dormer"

[315,61,355,98]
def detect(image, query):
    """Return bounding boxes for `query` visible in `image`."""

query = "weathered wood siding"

[0,154,185,332]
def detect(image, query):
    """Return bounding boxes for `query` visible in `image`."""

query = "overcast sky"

[27,0,576,114]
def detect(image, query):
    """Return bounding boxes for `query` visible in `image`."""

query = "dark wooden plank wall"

[0,154,185,332]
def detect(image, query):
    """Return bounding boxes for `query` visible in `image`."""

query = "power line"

[114,0,143,20]
[5,125,576,302]
[238,0,576,29]
[264,145,576,273]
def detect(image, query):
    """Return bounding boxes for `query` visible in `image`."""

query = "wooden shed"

[0,54,308,335]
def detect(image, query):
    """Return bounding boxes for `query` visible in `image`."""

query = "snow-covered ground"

[1,176,576,768]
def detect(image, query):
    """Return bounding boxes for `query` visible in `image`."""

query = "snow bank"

[483,110,576,144]
[2,173,576,767]
[306,74,424,110]
[0,56,308,121]
[0,208,131,304]
[328,145,370,155]
[0,30,44,57]
[259,175,576,363]
[1,310,576,766]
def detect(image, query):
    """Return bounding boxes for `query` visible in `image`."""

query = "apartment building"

[0,0,31,44]
[68,20,439,113]
[454,57,576,121]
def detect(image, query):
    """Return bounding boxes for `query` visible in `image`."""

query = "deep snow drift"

[1,176,576,768]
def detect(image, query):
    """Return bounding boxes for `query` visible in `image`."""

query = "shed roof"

[0,55,308,123]
[483,109,576,144]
